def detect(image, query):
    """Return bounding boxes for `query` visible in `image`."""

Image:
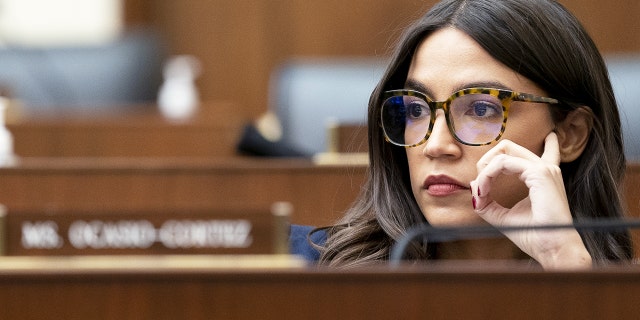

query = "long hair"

[319,0,633,267]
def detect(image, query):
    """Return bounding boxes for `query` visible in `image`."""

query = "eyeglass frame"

[380,87,560,147]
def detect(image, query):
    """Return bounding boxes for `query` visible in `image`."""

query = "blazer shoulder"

[289,225,326,262]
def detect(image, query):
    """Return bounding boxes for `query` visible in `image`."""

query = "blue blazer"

[289,225,326,262]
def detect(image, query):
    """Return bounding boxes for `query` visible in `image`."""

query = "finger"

[476,139,540,174]
[474,198,510,225]
[480,153,534,179]
[540,131,561,165]
[473,154,532,208]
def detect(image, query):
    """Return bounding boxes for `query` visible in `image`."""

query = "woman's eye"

[407,103,428,119]
[466,101,501,118]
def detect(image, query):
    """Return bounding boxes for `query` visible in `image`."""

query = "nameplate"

[1,209,284,256]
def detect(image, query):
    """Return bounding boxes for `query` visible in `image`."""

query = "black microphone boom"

[389,218,640,265]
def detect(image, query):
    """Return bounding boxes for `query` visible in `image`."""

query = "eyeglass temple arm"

[516,92,559,104]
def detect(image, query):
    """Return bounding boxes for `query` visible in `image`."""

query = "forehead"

[407,28,541,99]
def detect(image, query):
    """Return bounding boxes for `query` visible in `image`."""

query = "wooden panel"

[143,0,432,117]
[0,157,638,230]
[0,156,637,256]
[124,0,640,120]
[624,162,640,217]
[123,0,152,27]
[7,101,244,157]
[562,0,640,53]
[0,258,638,319]
[334,123,369,154]
[0,157,366,227]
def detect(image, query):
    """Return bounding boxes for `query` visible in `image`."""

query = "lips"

[423,175,469,196]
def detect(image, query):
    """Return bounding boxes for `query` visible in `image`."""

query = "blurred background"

[0,0,639,157]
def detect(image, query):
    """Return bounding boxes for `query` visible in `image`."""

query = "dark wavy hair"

[318,0,633,267]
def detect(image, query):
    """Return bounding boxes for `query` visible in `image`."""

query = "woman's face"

[405,28,555,226]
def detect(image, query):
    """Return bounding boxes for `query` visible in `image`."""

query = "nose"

[422,110,461,158]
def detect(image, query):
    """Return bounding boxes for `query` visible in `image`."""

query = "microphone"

[389,218,640,265]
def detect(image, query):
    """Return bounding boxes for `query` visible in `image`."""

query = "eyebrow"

[404,78,513,99]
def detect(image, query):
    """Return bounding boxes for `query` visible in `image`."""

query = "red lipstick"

[423,175,469,197]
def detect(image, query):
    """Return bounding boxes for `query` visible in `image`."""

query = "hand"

[470,132,592,269]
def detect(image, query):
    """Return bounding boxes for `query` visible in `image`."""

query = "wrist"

[537,234,592,269]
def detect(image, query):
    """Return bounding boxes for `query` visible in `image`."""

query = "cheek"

[512,133,547,156]
[504,109,554,155]
[490,113,553,206]
[406,149,423,194]
[491,175,529,208]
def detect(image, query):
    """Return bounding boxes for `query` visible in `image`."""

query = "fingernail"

[472,196,477,209]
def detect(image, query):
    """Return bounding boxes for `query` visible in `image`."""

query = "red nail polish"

[472,196,477,209]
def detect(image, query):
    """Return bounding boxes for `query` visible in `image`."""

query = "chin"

[424,209,486,227]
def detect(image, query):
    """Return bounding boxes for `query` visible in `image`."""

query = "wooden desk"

[7,101,245,158]
[0,157,366,227]
[625,162,640,216]
[0,256,638,319]
[0,157,639,225]
[0,155,638,246]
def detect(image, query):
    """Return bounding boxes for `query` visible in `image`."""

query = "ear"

[554,107,593,162]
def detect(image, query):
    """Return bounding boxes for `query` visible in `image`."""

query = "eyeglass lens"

[381,93,505,146]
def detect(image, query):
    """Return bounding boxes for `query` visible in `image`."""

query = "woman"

[291,0,633,268]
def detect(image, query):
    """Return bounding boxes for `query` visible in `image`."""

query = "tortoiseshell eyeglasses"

[381,88,559,147]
